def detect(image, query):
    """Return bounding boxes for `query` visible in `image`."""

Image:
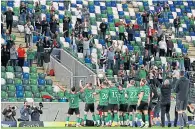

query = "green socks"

[129,114,133,121]
[96,114,100,125]
[66,116,70,125]
[145,114,149,123]
[84,114,87,121]
[107,112,112,123]
[114,113,118,122]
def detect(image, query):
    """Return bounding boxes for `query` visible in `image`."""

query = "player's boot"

[168,122,172,127]
[134,121,138,127]
[140,122,145,128]
[144,122,149,128]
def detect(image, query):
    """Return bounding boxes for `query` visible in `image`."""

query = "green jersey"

[108,86,120,104]
[84,88,95,104]
[139,85,150,102]
[119,89,127,104]
[65,91,80,108]
[96,88,109,106]
[126,86,139,105]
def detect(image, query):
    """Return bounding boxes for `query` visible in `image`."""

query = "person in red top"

[17,44,26,67]
[147,26,153,44]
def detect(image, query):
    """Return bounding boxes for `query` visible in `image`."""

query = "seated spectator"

[63,16,71,37]
[17,44,26,67]
[26,46,35,67]
[1,45,10,67]
[75,6,82,24]
[82,19,90,38]
[19,2,27,23]
[4,8,14,34]
[10,44,17,66]
[41,17,49,36]
[99,19,107,40]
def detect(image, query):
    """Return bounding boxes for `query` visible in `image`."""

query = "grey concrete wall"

[1,102,177,122]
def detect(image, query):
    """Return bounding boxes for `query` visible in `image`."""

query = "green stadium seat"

[6,66,14,72]
[14,78,22,85]
[30,73,38,79]
[46,79,53,85]
[34,98,42,102]
[15,66,22,73]
[1,91,8,99]
[31,85,39,93]
[34,92,41,98]
[1,85,7,91]
[25,91,33,98]
[30,67,37,73]
[8,98,17,102]
[8,91,16,97]
[57,91,65,98]
[46,86,53,94]
[1,66,6,72]
[39,86,45,92]
[17,98,25,102]
[24,85,31,91]
[8,85,16,91]
[30,79,37,85]
[23,79,29,85]
[7,78,14,84]
[1,72,6,79]
[15,72,22,79]
[52,99,58,102]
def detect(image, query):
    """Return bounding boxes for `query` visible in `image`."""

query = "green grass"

[2,127,181,129]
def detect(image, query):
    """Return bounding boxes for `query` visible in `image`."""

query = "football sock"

[182,112,188,124]
[114,112,118,122]
[96,114,100,125]
[66,116,70,125]
[84,114,87,124]
[179,113,184,127]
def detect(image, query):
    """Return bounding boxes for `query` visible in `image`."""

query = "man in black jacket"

[2,105,16,121]
[99,19,107,40]
[43,47,54,75]
[174,16,180,38]
[184,55,191,71]
[175,71,190,129]
[41,17,49,36]
[36,38,44,67]
[63,16,71,37]
[50,16,59,39]
[142,11,149,30]
[4,8,14,34]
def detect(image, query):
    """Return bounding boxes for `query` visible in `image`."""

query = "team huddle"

[57,78,151,128]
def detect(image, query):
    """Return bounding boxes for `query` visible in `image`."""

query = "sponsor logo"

[1,121,17,127]
[19,121,44,127]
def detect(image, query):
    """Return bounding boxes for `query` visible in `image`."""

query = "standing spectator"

[189,16,195,32]
[153,13,159,30]
[75,6,82,24]
[118,21,126,42]
[64,0,70,10]
[4,8,14,34]
[71,32,78,53]
[35,19,41,34]
[82,19,90,38]
[10,44,17,66]
[34,1,41,21]
[143,49,151,68]
[157,25,163,42]
[19,2,27,23]
[142,11,149,30]
[155,3,162,18]
[50,16,59,39]
[99,19,107,40]
[151,37,158,56]
[1,13,4,35]
[17,44,26,67]
[41,17,49,36]
[43,47,54,75]
[122,49,130,70]
[175,71,190,129]
[36,38,44,67]
[82,35,93,58]
[159,38,167,57]
[138,65,147,79]
[107,47,115,70]
[147,26,153,44]
[105,35,113,48]
[174,16,180,37]
[26,46,35,67]
[63,16,71,37]
[166,37,174,57]
[44,37,51,48]
[49,3,55,20]
[179,55,185,70]
[126,25,134,42]
[1,45,10,67]
[24,21,34,47]
[184,54,191,71]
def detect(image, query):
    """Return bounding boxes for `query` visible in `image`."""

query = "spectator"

[155,3,162,18]
[43,47,54,75]
[147,26,153,44]
[126,25,134,42]
[74,21,82,36]
[138,65,147,80]
[157,25,163,42]
[71,32,78,53]
[36,38,44,67]
[64,0,70,10]
[19,2,27,23]
[163,2,170,11]
[175,71,190,129]
[1,45,10,67]
[35,19,41,34]
[186,102,195,123]
[174,16,180,37]
[75,6,82,24]
[34,1,41,21]
[142,11,149,30]
[189,16,195,32]
[2,105,16,121]
[41,17,49,36]
[107,47,115,70]
[63,16,71,37]
[143,49,151,68]
[24,21,34,47]
[184,54,191,71]
[179,55,184,70]
[1,13,4,35]
[105,35,113,48]
[118,21,126,42]
[122,49,130,70]
[159,37,167,57]
[44,37,51,48]
[49,3,55,20]
[17,44,26,67]
[82,19,90,38]
[18,101,32,121]
[191,61,195,71]
[99,19,107,40]
[151,37,158,56]
[4,8,14,34]
[153,13,159,30]
[82,35,94,58]
[50,16,59,39]
[10,44,17,66]
[26,46,35,67]
[166,37,174,57]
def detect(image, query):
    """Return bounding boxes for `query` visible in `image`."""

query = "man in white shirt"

[75,6,82,24]
[25,21,34,47]
[159,37,167,57]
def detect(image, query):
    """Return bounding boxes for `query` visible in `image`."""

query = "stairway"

[10,27,61,86]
